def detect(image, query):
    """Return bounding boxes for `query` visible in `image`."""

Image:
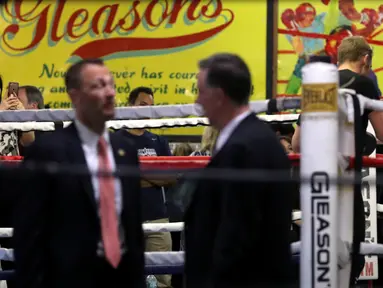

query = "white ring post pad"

[300,62,339,288]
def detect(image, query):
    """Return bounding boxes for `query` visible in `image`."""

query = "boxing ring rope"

[0,97,300,122]
[0,113,299,132]
[0,96,299,132]
[1,80,383,286]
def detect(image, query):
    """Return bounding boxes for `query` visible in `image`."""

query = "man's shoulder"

[230,115,281,150]
[114,129,156,139]
[113,128,131,137]
[354,74,375,86]
[237,113,275,139]
[142,131,170,147]
[110,130,138,149]
[340,70,378,100]
[339,69,373,87]
[143,130,162,140]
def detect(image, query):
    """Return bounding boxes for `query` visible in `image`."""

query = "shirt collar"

[220,110,251,138]
[74,119,110,147]
[215,110,252,152]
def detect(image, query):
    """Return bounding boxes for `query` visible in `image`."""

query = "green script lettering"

[39,63,66,78]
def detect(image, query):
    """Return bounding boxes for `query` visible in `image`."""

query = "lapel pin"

[118,149,125,157]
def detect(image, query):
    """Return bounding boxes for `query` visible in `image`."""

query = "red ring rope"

[1,155,383,169]
[0,156,23,161]
[140,155,383,169]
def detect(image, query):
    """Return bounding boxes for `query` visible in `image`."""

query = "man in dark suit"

[13,59,145,288]
[184,53,294,288]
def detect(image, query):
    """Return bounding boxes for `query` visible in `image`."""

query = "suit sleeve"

[211,141,293,282]
[13,141,52,288]
[128,144,146,288]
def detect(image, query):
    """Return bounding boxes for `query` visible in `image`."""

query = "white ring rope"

[0,114,299,132]
[0,243,382,263]
[0,98,300,131]
[0,103,204,122]
[0,214,302,238]
[0,97,301,123]
[0,100,280,123]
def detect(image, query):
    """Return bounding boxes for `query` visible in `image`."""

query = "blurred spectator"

[117,86,172,288]
[173,143,193,156]
[269,123,295,139]
[190,126,218,156]
[0,91,21,156]
[279,123,295,138]
[279,136,293,154]
[17,86,44,155]
[269,123,281,135]
[0,85,44,156]
[17,86,44,110]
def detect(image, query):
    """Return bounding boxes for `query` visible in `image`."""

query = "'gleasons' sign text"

[0,0,234,60]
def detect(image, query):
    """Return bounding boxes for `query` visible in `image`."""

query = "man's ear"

[214,87,226,106]
[67,89,78,106]
[363,54,371,68]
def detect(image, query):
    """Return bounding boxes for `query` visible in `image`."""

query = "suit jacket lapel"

[65,124,98,212]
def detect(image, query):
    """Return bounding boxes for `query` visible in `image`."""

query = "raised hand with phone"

[0,81,25,111]
[0,80,33,157]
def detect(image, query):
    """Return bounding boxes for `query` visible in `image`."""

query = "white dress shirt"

[75,120,125,255]
[75,119,122,215]
[214,110,252,154]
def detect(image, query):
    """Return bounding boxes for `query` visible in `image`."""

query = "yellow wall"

[0,0,267,136]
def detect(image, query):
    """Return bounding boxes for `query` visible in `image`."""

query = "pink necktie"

[98,137,121,268]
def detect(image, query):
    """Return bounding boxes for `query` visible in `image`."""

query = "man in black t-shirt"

[291,36,383,284]
[293,68,380,146]
[117,87,173,288]
[292,36,383,152]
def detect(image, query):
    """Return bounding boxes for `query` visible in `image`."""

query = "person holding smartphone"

[0,83,22,156]
[0,82,36,156]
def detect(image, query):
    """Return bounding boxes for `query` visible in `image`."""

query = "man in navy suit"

[13,59,145,288]
[184,53,294,288]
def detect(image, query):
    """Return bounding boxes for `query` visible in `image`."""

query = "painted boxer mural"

[278,0,383,96]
